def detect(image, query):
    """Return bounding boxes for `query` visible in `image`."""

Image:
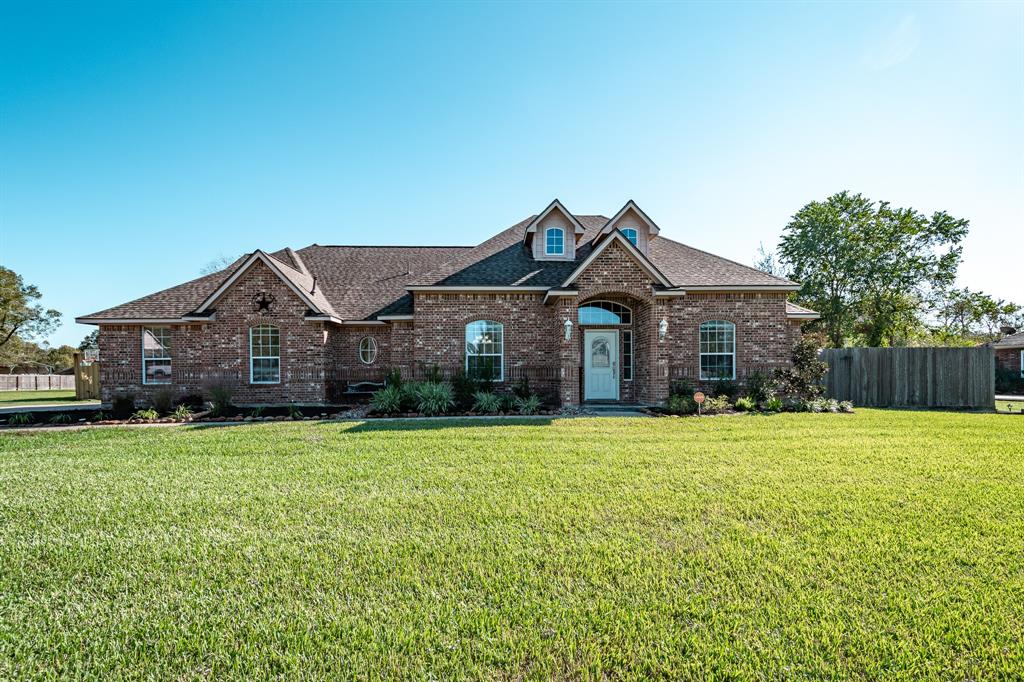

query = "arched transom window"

[250,324,281,384]
[465,320,503,381]
[699,320,735,380]
[578,301,632,326]
[620,227,639,247]
[545,227,565,255]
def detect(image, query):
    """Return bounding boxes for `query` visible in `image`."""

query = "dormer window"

[621,228,639,247]
[545,227,565,255]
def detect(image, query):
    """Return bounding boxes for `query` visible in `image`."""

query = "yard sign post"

[694,391,705,416]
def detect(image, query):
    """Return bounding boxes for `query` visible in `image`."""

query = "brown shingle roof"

[992,331,1024,349]
[79,209,799,323]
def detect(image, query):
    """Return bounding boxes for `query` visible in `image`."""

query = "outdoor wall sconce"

[658,318,668,341]
[564,318,573,341]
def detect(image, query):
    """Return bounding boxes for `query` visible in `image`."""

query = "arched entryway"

[576,295,650,402]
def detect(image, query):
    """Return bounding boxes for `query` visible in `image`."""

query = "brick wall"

[996,348,1022,376]
[99,260,328,405]
[97,240,802,407]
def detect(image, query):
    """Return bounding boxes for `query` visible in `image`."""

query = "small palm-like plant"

[371,385,403,415]
[514,395,542,415]
[48,413,73,424]
[132,408,159,421]
[172,404,192,420]
[415,382,455,416]
[472,391,502,414]
[7,413,33,426]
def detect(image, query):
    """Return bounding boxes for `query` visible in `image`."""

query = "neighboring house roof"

[76,205,802,324]
[992,331,1024,349]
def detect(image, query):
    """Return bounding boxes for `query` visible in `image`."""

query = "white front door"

[584,329,619,400]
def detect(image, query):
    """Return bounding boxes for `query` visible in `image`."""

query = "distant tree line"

[758,191,1021,348]
[0,265,90,373]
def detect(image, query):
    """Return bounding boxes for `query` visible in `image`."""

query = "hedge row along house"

[77,200,819,406]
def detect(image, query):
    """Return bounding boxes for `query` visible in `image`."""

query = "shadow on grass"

[182,416,558,432]
[333,416,556,433]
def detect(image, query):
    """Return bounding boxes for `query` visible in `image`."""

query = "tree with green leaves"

[930,288,1021,342]
[79,329,99,350]
[0,266,61,350]
[779,191,968,347]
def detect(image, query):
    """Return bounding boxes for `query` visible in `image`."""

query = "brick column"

[556,297,580,405]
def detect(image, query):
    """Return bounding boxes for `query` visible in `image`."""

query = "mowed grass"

[1,411,1022,680]
[0,389,94,407]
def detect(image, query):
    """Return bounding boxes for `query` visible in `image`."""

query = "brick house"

[992,331,1024,382]
[77,200,818,406]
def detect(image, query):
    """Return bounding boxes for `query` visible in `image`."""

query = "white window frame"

[141,327,172,385]
[359,336,378,365]
[622,330,633,381]
[699,320,736,381]
[249,324,281,384]
[621,227,639,247]
[545,227,565,255]
[465,320,504,382]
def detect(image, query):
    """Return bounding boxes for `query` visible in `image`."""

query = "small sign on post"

[693,391,705,416]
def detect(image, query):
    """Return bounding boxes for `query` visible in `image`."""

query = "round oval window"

[358,337,377,364]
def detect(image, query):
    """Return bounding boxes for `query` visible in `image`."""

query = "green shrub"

[7,412,33,426]
[702,395,732,414]
[91,411,109,422]
[48,413,73,424]
[172,404,192,420]
[151,389,174,415]
[765,396,783,412]
[670,379,696,399]
[775,336,827,400]
[512,378,532,400]
[734,396,756,412]
[132,408,159,421]
[415,382,454,416]
[249,406,265,418]
[420,364,444,384]
[745,371,777,404]
[451,370,480,411]
[838,400,854,413]
[666,393,697,415]
[995,367,1024,395]
[112,393,135,419]
[400,382,421,411]
[515,395,542,415]
[203,380,235,414]
[708,377,739,399]
[472,391,501,414]
[371,385,403,415]
[287,404,304,419]
[385,368,404,391]
[499,393,518,413]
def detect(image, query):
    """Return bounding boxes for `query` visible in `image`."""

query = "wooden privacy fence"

[821,347,994,409]
[0,374,75,391]
[73,352,101,400]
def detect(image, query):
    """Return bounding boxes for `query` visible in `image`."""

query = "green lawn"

[0,389,95,407]
[1,411,1022,679]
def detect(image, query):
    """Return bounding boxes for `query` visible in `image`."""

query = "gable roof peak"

[594,200,661,244]
[524,198,587,236]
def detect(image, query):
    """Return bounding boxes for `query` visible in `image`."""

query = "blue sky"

[2,1,1021,348]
